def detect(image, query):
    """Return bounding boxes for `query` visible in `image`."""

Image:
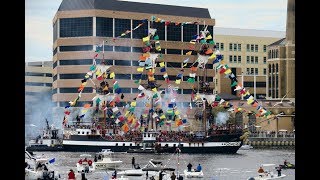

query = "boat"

[117,159,165,177]
[26,119,63,152]
[240,145,254,150]
[76,154,95,173]
[61,22,244,154]
[279,163,295,169]
[25,150,61,179]
[247,164,286,180]
[93,149,123,169]
[183,169,204,178]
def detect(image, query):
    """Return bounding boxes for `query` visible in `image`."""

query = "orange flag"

[122,123,129,133]
[83,104,91,108]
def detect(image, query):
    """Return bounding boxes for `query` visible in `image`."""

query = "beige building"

[213,28,285,98]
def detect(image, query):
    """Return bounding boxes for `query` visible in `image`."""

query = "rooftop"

[58,0,211,18]
[267,38,286,47]
[214,27,285,38]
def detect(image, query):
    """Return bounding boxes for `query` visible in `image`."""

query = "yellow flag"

[131,101,137,107]
[110,72,115,79]
[224,69,232,74]
[205,34,212,39]
[208,53,216,60]
[175,79,181,84]
[137,67,144,72]
[247,98,254,105]
[160,114,166,119]
[143,53,150,57]
[174,110,180,115]
[142,36,150,42]
[186,51,192,55]
[103,86,109,91]
[152,87,157,92]
[159,62,165,67]
[148,76,155,81]
[96,69,101,76]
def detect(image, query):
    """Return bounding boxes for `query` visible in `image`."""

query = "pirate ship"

[61,18,243,153]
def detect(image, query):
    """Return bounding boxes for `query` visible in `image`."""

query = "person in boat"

[276,166,282,177]
[111,170,117,179]
[68,169,76,180]
[196,164,202,172]
[284,159,288,166]
[98,154,102,160]
[132,157,135,168]
[94,155,98,162]
[178,175,184,180]
[171,172,176,180]
[258,166,264,177]
[81,170,87,180]
[159,170,164,180]
[187,162,192,172]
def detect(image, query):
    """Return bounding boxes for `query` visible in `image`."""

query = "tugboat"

[26,119,63,152]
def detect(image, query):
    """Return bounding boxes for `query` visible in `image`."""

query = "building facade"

[213,28,284,98]
[52,0,215,111]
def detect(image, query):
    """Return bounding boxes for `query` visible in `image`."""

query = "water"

[34,148,295,180]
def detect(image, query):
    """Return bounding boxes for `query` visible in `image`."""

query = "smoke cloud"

[215,112,230,125]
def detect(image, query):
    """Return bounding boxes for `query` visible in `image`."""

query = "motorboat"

[183,169,204,178]
[93,149,123,170]
[76,154,95,173]
[25,150,61,179]
[279,162,295,169]
[240,145,254,150]
[247,164,286,180]
[117,159,172,178]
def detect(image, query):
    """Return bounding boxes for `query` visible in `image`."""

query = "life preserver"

[88,160,92,166]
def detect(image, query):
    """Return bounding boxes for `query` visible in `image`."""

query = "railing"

[249,132,295,138]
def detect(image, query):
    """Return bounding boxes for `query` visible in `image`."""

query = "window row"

[25,82,52,87]
[229,55,241,63]
[229,43,241,51]
[25,72,52,77]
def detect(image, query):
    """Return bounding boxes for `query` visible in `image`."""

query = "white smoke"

[215,112,230,125]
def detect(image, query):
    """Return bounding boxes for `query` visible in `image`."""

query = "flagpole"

[102,40,105,63]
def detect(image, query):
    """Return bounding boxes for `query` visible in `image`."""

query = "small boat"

[76,154,95,173]
[240,145,254,150]
[183,169,204,178]
[247,164,286,180]
[93,149,123,170]
[279,163,295,169]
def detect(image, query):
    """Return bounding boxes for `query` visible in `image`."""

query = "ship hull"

[62,140,243,154]
[26,145,64,152]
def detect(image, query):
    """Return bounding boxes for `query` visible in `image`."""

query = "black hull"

[62,143,242,154]
[26,145,64,152]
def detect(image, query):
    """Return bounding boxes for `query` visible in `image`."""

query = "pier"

[245,131,295,147]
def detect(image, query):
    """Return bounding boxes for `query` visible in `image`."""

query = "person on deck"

[171,172,176,180]
[196,164,202,172]
[187,163,192,172]
[258,167,264,177]
[132,157,135,168]
[68,169,76,180]
[276,166,282,176]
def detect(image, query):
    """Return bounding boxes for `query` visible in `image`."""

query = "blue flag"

[49,158,55,164]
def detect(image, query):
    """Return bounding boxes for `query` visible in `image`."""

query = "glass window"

[206,77,214,82]
[238,44,241,51]
[183,89,193,94]
[263,45,267,52]
[255,56,258,64]
[255,44,258,52]
[115,60,131,66]
[216,43,220,50]
[115,46,130,52]
[60,87,92,93]
[233,55,237,63]
[168,75,176,81]
[229,43,233,51]
[152,22,165,40]
[233,43,237,51]
[120,88,131,93]
[53,47,57,56]
[60,59,92,65]
[246,56,250,63]
[60,17,93,37]
[263,57,267,64]
[60,45,93,52]
[243,82,254,87]
[229,55,232,63]
[167,49,181,55]
[255,68,258,75]
[53,61,57,69]
[25,72,44,76]
[183,50,197,55]
[96,17,113,37]
[246,68,250,74]
[115,74,131,79]
[115,18,131,38]
[53,21,58,42]
[167,62,181,68]
[263,68,267,75]
[95,59,113,65]
[246,44,250,52]
[96,45,113,52]
[250,68,254,74]
[53,75,57,81]
[52,88,57,94]
[256,82,266,87]
[167,24,181,41]
[183,24,197,42]
[251,56,254,64]
[60,73,86,79]
[45,73,52,77]
[132,60,139,66]
[25,82,45,86]
[250,44,254,52]
[59,102,70,107]
[238,56,241,63]
[132,88,139,93]
[132,20,148,39]
[220,43,224,51]
[132,47,143,53]
[206,64,213,69]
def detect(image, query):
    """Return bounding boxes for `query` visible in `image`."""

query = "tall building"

[52,0,215,111]
[25,61,53,139]
[213,28,285,98]
[267,0,295,99]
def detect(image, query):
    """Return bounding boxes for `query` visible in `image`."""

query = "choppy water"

[33,148,295,180]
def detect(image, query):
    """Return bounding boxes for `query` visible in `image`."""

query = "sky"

[25,0,288,62]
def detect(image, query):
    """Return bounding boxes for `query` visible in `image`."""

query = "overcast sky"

[25,0,288,62]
